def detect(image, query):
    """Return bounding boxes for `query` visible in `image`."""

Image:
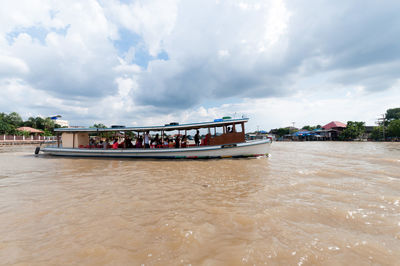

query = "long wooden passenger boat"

[38,118,271,159]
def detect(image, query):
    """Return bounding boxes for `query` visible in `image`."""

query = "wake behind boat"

[38,118,271,159]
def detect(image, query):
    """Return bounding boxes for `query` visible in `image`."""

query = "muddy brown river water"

[1,142,400,265]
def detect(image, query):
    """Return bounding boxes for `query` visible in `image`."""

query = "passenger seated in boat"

[89,138,96,148]
[175,135,180,148]
[206,133,212,145]
[168,139,174,148]
[194,130,200,146]
[118,141,123,148]
[152,134,160,147]
[181,135,187,148]
[102,139,108,149]
[135,136,143,148]
[112,139,119,149]
[163,137,169,147]
[125,136,134,148]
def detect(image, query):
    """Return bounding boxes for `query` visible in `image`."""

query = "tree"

[43,129,53,136]
[92,123,107,128]
[340,121,365,140]
[302,125,321,131]
[16,130,31,137]
[387,120,400,138]
[370,126,384,140]
[125,131,136,138]
[0,112,61,135]
[276,128,290,137]
[90,123,112,138]
[0,120,15,134]
[386,108,400,122]
[0,113,16,134]
[24,117,37,128]
[42,117,56,131]
[34,117,45,130]
[5,112,23,127]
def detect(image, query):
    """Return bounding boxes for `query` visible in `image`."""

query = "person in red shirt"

[112,139,119,149]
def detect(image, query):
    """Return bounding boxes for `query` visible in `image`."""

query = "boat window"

[214,126,224,136]
[236,123,244,133]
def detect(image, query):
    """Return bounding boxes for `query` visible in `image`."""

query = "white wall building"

[55,119,69,128]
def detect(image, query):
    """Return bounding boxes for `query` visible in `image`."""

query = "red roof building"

[322,121,347,130]
[17,127,44,134]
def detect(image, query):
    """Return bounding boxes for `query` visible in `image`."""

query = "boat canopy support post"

[123,131,126,149]
[72,133,75,148]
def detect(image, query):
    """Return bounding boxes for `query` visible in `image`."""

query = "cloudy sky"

[1,0,399,131]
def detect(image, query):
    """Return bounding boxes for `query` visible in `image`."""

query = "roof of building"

[16,127,44,134]
[322,121,347,130]
[54,118,249,133]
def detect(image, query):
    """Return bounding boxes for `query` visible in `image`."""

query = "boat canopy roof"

[54,118,249,133]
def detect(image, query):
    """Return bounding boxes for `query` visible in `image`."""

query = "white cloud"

[261,0,291,49]
[0,54,29,75]
[218,49,230,59]
[1,0,400,130]
[0,0,53,34]
[0,78,89,118]
[134,0,295,108]
[103,0,178,56]
[185,82,400,131]
[2,0,120,98]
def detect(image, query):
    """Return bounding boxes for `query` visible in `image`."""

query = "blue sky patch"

[114,28,169,68]
[157,50,169,61]
[113,28,142,53]
[6,25,70,45]
[118,0,132,4]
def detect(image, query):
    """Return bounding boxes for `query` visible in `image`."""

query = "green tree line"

[0,112,60,136]
[271,107,400,140]
[370,107,400,140]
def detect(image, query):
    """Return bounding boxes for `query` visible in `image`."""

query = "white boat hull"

[40,140,271,159]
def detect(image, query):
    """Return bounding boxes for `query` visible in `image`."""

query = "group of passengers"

[90,130,201,149]
[135,131,196,149]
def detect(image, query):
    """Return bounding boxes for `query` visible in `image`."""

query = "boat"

[38,118,271,159]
